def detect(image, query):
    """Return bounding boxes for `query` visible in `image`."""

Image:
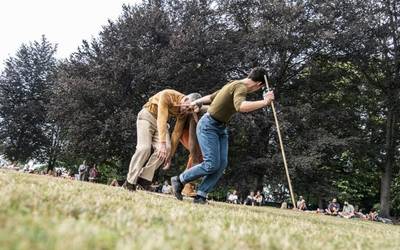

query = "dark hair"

[248,67,268,84]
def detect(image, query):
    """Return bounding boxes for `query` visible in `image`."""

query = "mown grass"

[0,170,399,250]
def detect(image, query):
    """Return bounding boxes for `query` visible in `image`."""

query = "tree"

[317,0,400,217]
[0,35,59,169]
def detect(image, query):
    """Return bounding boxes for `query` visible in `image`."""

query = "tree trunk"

[380,107,396,218]
[318,196,323,209]
[47,158,55,172]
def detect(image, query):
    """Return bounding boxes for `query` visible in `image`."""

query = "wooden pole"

[264,75,296,208]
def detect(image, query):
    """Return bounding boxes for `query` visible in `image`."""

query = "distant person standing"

[89,164,99,182]
[78,160,89,181]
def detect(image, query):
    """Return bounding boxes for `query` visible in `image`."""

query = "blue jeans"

[179,113,228,198]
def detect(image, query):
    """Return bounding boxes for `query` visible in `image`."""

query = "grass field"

[1,170,399,250]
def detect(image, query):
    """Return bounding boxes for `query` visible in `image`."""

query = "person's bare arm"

[156,93,170,162]
[238,91,274,113]
[163,116,187,169]
[190,90,219,107]
[192,94,213,105]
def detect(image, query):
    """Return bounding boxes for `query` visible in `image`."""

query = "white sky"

[0,0,141,68]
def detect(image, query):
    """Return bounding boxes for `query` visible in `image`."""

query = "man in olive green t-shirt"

[171,67,275,204]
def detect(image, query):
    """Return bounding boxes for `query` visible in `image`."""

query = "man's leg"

[195,129,229,198]
[126,111,155,186]
[179,130,220,184]
[171,115,221,200]
[138,128,171,182]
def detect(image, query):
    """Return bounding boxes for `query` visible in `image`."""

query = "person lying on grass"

[171,67,275,204]
[125,90,202,191]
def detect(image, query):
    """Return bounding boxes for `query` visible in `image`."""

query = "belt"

[208,113,227,126]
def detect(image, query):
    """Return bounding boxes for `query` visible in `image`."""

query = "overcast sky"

[0,0,141,68]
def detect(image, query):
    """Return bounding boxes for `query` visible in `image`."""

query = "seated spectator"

[150,181,161,192]
[254,191,263,206]
[280,201,288,209]
[296,196,307,211]
[66,170,73,180]
[244,191,256,206]
[110,178,119,187]
[354,208,367,219]
[227,190,239,204]
[325,198,340,215]
[360,208,393,224]
[339,201,355,219]
[89,164,99,182]
[367,208,378,221]
[78,160,89,181]
[56,169,62,177]
[162,180,172,194]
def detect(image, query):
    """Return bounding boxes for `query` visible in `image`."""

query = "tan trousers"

[127,108,171,184]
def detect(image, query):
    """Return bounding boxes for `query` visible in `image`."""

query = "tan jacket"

[144,89,187,157]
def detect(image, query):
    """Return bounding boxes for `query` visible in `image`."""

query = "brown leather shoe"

[124,181,136,191]
[137,178,152,191]
[182,183,197,197]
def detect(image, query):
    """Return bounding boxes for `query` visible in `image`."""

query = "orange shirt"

[144,89,187,157]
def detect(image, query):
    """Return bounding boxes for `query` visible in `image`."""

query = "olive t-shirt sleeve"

[233,84,247,111]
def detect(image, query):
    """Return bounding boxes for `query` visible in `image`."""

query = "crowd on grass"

[226,190,393,224]
[2,160,100,183]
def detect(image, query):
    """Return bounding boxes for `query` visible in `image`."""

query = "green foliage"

[97,162,120,184]
[0,35,60,168]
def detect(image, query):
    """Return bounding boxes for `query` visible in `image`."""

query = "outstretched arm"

[192,94,213,105]
[238,91,274,113]
[191,90,219,107]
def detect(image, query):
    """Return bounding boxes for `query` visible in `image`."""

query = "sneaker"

[193,195,207,204]
[171,176,184,200]
[125,182,136,191]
